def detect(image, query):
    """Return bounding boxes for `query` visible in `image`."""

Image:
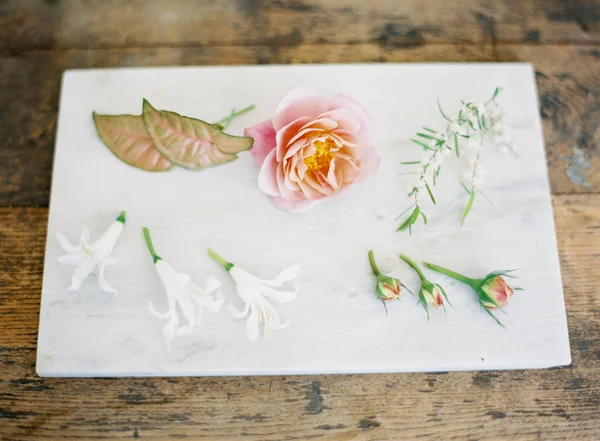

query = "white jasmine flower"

[143,228,224,350]
[208,249,299,342]
[56,211,126,293]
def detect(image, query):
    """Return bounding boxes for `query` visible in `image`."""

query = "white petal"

[149,302,172,319]
[67,271,84,291]
[246,306,260,342]
[229,302,250,319]
[229,267,259,287]
[176,272,191,287]
[97,264,117,294]
[56,233,80,254]
[57,254,83,265]
[189,283,225,314]
[261,299,289,333]
[177,323,195,336]
[80,226,90,246]
[163,313,179,351]
[260,284,298,304]
[102,257,118,266]
[256,264,300,287]
[203,276,221,293]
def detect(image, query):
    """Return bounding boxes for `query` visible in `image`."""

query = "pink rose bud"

[422,283,445,308]
[399,255,449,320]
[480,276,514,309]
[423,262,521,327]
[376,276,401,301]
[368,250,403,313]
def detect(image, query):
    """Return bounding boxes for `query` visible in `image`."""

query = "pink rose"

[244,88,380,212]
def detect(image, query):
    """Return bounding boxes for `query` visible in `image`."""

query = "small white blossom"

[56,211,126,293]
[208,249,299,342]
[143,228,224,350]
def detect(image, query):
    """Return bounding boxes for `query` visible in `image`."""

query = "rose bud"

[423,262,521,327]
[399,254,449,319]
[368,250,403,314]
[479,276,513,309]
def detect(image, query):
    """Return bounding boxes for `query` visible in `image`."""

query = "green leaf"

[481,303,505,327]
[401,161,422,165]
[420,211,428,225]
[416,132,436,140]
[460,181,471,194]
[397,206,420,233]
[437,98,452,122]
[425,182,436,204]
[93,113,173,172]
[454,133,459,157]
[461,190,476,225]
[423,127,436,133]
[410,139,432,150]
[142,99,253,170]
[493,87,501,99]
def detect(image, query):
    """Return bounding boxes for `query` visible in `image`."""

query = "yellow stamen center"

[303,139,335,172]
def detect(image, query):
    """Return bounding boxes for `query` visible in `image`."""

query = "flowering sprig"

[399,255,449,319]
[398,88,517,232]
[423,262,522,326]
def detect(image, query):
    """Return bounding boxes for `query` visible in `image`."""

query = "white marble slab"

[36,63,570,377]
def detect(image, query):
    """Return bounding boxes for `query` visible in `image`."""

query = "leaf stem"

[208,248,234,271]
[399,254,426,281]
[142,227,161,263]
[423,262,473,286]
[368,250,381,276]
[213,104,256,129]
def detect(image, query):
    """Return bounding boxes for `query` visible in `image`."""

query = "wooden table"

[1,1,599,439]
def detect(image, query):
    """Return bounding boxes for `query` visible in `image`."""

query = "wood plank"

[0,194,599,439]
[2,0,599,55]
[0,44,598,206]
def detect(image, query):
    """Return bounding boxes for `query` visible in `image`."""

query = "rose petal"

[357,138,381,180]
[328,94,371,134]
[273,88,328,131]
[316,108,362,132]
[257,149,280,197]
[245,119,277,166]
[276,116,312,162]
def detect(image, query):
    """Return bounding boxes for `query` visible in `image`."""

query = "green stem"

[368,250,382,276]
[399,254,426,281]
[116,210,126,223]
[213,104,255,129]
[208,248,233,271]
[423,262,473,286]
[142,227,161,264]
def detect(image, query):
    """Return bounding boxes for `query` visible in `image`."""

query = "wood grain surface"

[0,1,599,440]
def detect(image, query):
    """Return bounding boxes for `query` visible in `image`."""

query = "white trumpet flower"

[56,210,126,293]
[208,249,299,342]
[143,228,224,350]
